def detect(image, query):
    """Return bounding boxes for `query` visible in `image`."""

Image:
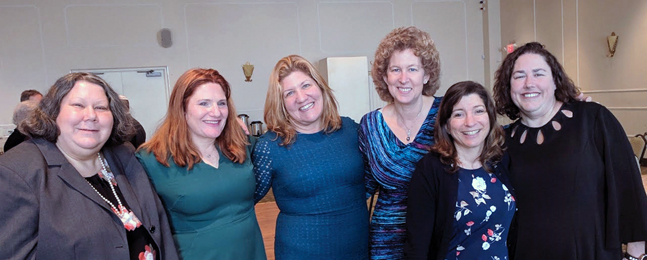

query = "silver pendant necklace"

[397,103,424,142]
[85,153,142,231]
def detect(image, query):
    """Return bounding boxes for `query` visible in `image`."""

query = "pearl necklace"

[85,153,142,231]
[396,104,424,142]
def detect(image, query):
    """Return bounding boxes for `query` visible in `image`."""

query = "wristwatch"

[625,252,647,260]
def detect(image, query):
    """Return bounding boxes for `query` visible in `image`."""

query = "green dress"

[136,144,266,260]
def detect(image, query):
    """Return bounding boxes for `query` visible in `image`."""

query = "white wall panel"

[535,0,563,61]
[317,2,394,54]
[184,3,301,116]
[0,5,46,122]
[64,4,163,47]
[412,1,468,95]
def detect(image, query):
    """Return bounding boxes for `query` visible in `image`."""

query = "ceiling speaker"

[158,28,172,48]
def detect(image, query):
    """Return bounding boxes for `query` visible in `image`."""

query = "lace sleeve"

[252,138,273,203]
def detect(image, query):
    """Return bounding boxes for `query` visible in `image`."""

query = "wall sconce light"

[607,32,618,57]
[242,62,254,82]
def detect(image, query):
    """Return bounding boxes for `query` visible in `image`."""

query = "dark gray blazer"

[0,138,179,260]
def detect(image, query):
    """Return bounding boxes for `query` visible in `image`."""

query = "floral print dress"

[445,167,515,260]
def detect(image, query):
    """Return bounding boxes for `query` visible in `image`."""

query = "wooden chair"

[629,133,647,167]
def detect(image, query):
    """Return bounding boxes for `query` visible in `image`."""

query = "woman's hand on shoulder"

[576,93,593,102]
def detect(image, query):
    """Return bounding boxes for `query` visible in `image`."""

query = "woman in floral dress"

[405,81,516,260]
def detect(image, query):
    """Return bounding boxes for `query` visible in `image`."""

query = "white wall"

[499,0,647,135]
[0,0,490,128]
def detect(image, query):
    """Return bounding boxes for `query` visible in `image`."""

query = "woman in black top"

[406,81,516,259]
[493,42,647,259]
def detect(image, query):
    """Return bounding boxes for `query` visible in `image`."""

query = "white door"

[71,68,170,141]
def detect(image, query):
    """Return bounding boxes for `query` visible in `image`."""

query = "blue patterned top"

[358,97,442,259]
[253,117,369,259]
[446,167,515,260]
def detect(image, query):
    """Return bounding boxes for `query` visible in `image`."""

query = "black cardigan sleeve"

[406,152,456,260]
[405,154,437,259]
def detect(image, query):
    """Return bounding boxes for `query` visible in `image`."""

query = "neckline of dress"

[517,102,568,129]
[458,166,485,172]
[378,96,440,145]
[510,102,574,145]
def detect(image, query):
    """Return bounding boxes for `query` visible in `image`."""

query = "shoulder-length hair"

[493,42,580,120]
[139,68,248,169]
[264,55,341,146]
[372,26,441,103]
[433,81,505,173]
[19,72,134,145]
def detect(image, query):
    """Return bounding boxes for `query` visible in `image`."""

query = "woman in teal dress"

[253,55,369,259]
[136,68,266,260]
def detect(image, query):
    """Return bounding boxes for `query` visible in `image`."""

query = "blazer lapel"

[33,138,113,212]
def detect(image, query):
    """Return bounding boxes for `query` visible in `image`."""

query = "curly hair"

[19,72,134,145]
[433,81,505,173]
[493,42,580,120]
[372,26,441,103]
[139,68,249,169]
[264,55,341,146]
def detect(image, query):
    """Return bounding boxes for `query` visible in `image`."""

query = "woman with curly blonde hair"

[359,26,442,259]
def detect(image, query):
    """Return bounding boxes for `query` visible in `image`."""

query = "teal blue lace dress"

[253,117,369,259]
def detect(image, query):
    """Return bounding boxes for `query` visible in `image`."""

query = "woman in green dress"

[136,68,266,260]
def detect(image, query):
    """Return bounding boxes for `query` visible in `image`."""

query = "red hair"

[140,68,248,169]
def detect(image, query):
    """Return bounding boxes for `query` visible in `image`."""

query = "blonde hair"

[264,55,341,146]
[139,68,248,169]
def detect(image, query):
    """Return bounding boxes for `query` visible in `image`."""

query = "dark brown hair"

[493,42,580,120]
[264,55,341,146]
[433,81,505,173]
[372,26,441,103]
[19,72,134,145]
[20,89,42,102]
[139,68,248,169]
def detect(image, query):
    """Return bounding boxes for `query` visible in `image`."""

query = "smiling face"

[384,48,430,105]
[281,70,324,133]
[448,93,490,154]
[185,82,228,143]
[56,81,114,158]
[510,53,558,119]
